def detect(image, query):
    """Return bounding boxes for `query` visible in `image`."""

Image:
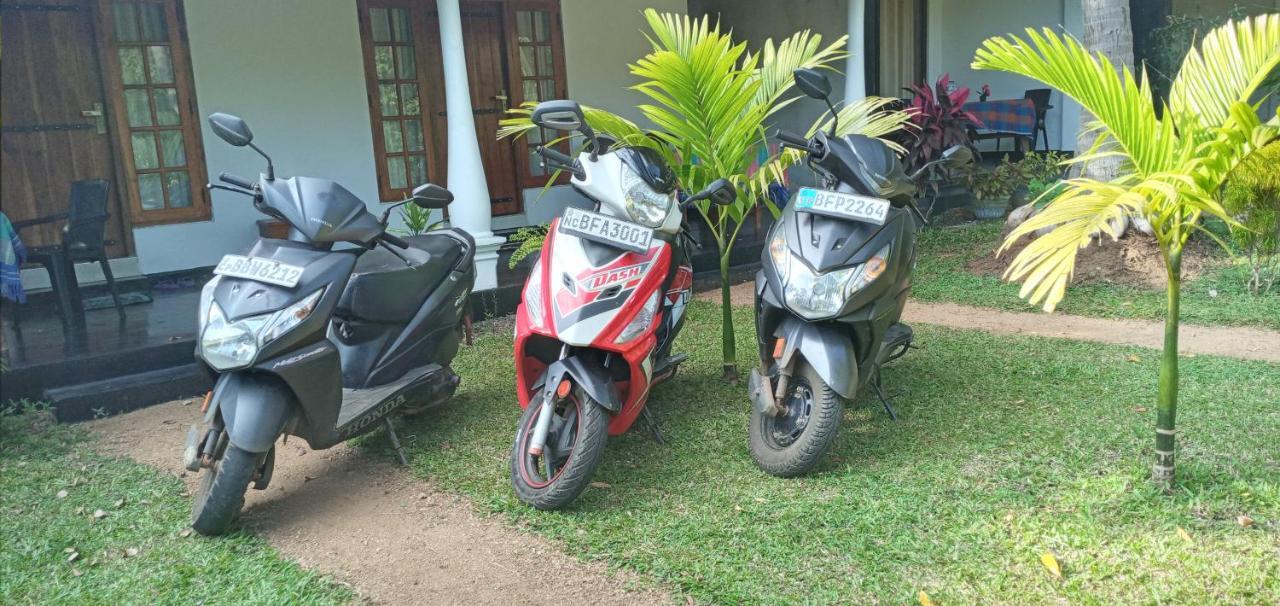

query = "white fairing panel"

[548,229,664,347]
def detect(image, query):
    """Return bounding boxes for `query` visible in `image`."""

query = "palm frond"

[972,27,1176,176]
[1168,14,1280,137]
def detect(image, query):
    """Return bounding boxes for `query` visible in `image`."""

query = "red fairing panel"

[513,218,673,435]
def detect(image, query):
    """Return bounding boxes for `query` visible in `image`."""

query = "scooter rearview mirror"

[209,113,253,147]
[411,183,453,209]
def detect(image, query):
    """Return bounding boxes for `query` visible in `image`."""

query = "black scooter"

[747,69,971,476]
[187,113,475,535]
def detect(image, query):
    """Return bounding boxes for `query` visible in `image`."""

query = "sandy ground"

[89,403,669,606]
[703,282,1280,363]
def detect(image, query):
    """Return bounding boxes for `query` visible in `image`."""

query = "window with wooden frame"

[357,0,436,203]
[100,0,209,226]
[505,1,569,188]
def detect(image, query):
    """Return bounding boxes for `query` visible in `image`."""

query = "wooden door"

[425,1,522,216]
[1,0,131,256]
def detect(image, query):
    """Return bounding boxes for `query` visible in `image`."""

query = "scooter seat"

[336,233,465,323]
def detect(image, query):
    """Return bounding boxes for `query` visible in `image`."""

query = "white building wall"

[131,0,685,274]
[926,0,1083,152]
[134,0,379,275]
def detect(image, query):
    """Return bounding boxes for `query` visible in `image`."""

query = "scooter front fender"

[773,317,859,400]
[539,357,621,412]
[205,372,296,454]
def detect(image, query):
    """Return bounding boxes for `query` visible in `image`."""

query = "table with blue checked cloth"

[964,98,1037,137]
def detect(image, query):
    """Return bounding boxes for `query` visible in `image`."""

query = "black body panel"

[337,233,466,323]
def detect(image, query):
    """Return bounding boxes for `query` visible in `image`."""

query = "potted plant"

[968,155,1023,219]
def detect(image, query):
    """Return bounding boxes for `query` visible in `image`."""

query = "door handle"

[81,102,106,134]
[493,90,508,113]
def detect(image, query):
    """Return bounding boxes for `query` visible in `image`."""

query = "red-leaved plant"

[898,73,983,188]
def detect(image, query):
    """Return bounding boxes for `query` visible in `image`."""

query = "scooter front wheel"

[510,391,608,510]
[749,360,844,477]
[191,445,260,536]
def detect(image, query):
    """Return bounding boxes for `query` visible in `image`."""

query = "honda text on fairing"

[510,100,736,509]
[188,113,475,535]
[747,69,973,476]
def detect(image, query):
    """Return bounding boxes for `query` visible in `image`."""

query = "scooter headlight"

[615,290,661,344]
[523,259,546,329]
[200,302,264,371]
[781,243,891,320]
[199,288,325,371]
[622,165,673,228]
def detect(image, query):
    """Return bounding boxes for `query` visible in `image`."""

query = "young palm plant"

[972,15,1280,488]
[499,9,909,380]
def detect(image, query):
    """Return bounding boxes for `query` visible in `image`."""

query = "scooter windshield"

[260,176,384,245]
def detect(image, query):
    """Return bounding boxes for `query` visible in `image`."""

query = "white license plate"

[795,187,891,225]
[558,207,653,253]
[214,255,305,288]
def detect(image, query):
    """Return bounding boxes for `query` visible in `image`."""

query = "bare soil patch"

[967,231,1215,290]
[89,402,669,605]
[704,281,1280,363]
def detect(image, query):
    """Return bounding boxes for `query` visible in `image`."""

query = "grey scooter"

[187,113,475,535]
[747,70,971,476]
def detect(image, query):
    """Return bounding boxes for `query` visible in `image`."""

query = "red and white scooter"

[510,100,735,509]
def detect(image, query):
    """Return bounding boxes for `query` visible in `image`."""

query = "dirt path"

[89,402,668,605]
[703,282,1280,363]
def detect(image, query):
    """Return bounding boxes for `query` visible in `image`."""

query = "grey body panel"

[336,363,440,427]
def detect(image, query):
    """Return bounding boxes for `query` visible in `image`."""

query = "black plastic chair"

[14,179,123,326]
[1024,89,1053,152]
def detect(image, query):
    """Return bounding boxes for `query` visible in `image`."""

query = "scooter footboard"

[772,317,859,400]
[206,373,296,454]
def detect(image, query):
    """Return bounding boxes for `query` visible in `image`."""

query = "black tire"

[510,391,609,510]
[749,360,844,477]
[191,445,260,536]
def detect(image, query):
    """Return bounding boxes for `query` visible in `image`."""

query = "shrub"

[1222,142,1280,295]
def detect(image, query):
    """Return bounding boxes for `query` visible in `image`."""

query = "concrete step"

[47,363,212,423]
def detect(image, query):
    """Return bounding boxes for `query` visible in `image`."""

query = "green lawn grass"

[912,222,1280,330]
[395,302,1279,604]
[0,407,352,605]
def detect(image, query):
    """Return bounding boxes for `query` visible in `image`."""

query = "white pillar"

[844,0,867,102]
[437,0,504,291]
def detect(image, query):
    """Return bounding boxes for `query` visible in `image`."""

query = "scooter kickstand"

[871,374,899,421]
[384,418,409,466]
[640,407,667,445]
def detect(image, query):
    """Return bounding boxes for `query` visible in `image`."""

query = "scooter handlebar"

[381,232,410,249]
[219,171,255,190]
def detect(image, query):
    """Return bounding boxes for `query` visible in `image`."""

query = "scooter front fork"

[527,395,557,456]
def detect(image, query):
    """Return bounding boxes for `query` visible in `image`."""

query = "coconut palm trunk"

[1078,0,1134,183]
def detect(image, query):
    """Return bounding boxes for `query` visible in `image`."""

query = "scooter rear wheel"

[510,391,608,510]
[191,445,260,536]
[749,360,844,477]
